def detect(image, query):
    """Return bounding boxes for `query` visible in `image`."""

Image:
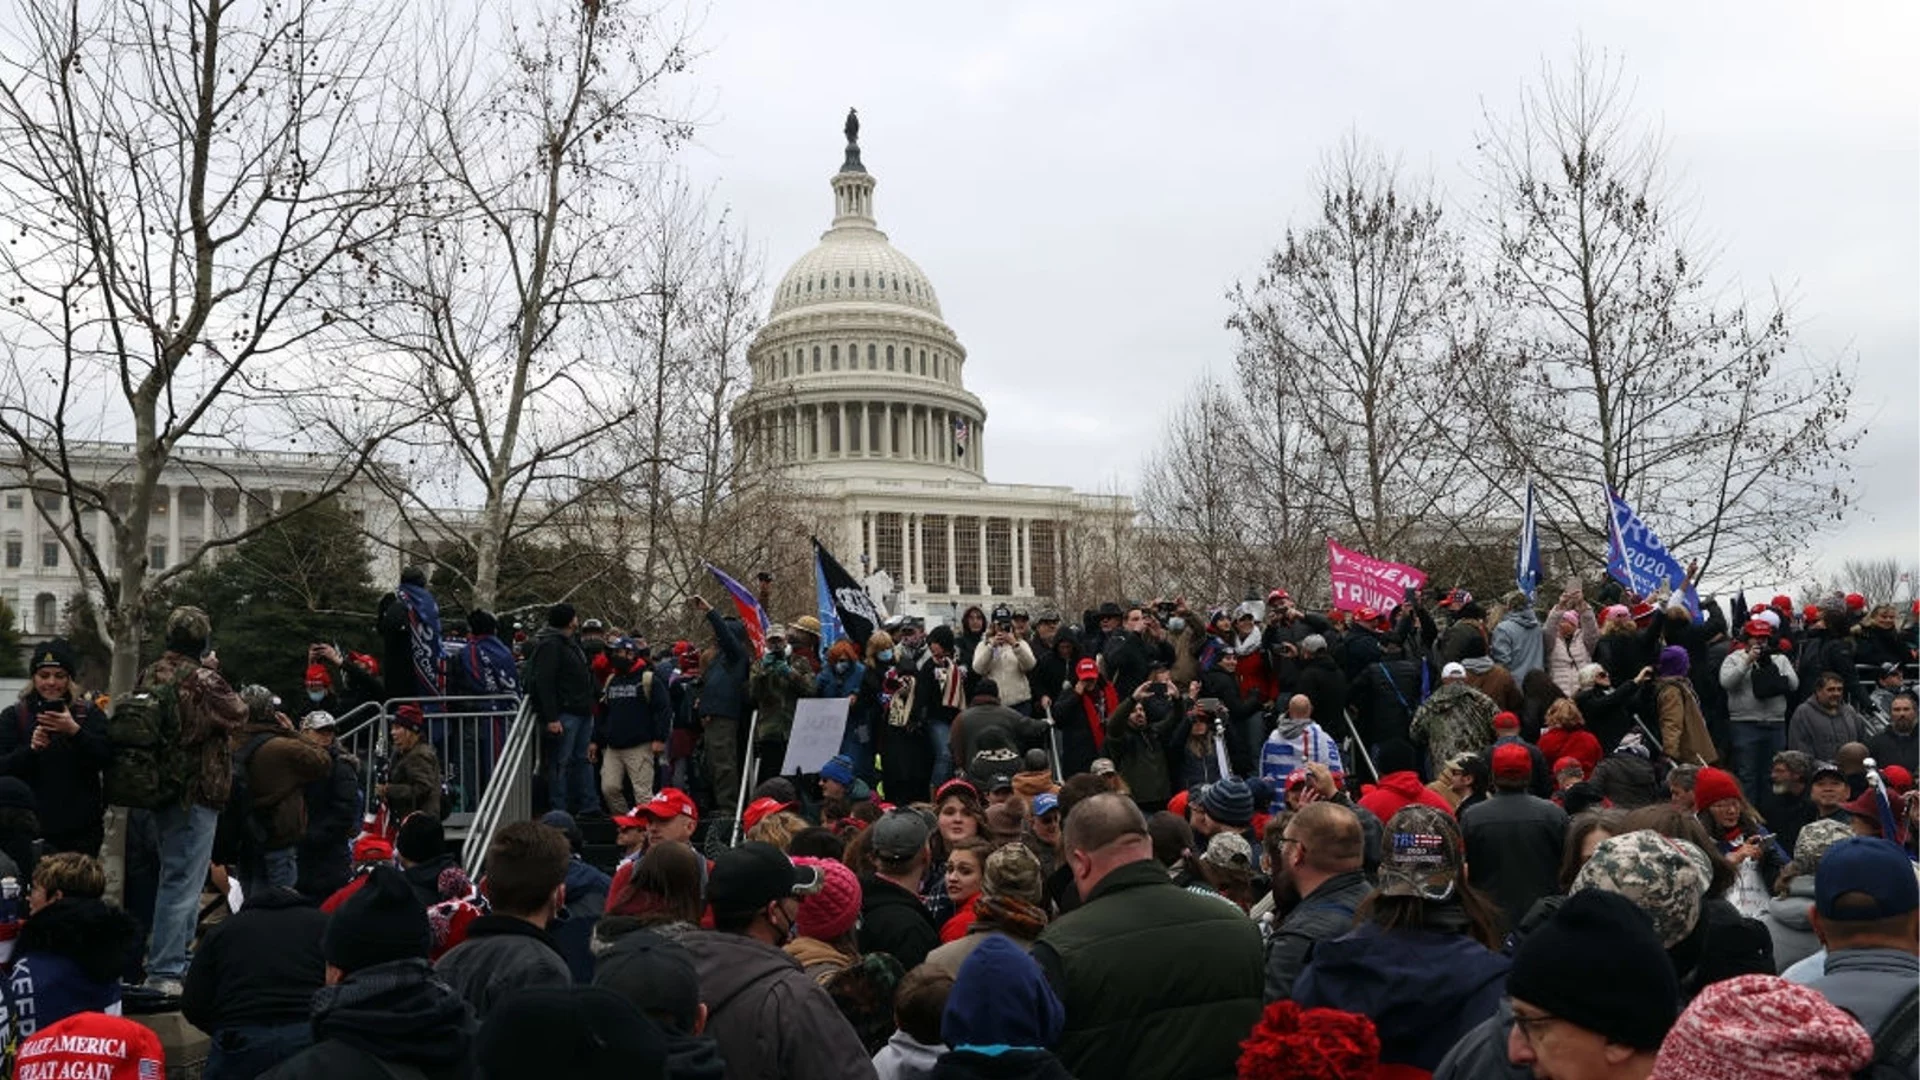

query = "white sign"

[780,697,851,776]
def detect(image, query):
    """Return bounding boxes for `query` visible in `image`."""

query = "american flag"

[952,416,968,456]
[140,1060,162,1080]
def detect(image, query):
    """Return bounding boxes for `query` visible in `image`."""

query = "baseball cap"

[870,808,932,861]
[302,710,338,731]
[611,812,646,830]
[1815,837,1919,921]
[1811,760,1845,783]
[1377,805,1464,902]
[638,788,698,825]
[935,777,981,805]
[706,842,822,915]
[1440,662,1467,679]
[391,704,425,732]
[13,1013,165,1080]
[1090,758,1117,777]
[988,774,1014,794]
[1491,742,1532,780]
[743,796,795,832]
[1032,792,1060,817]
[1074,658,1099,680]
[592,928,702,1034]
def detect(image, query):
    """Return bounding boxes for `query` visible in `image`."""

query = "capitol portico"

[730,112,1130,616]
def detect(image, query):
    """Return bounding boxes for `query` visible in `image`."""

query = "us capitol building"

[728,112,1130,617]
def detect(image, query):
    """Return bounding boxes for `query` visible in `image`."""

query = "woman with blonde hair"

[1537,698,1603,778]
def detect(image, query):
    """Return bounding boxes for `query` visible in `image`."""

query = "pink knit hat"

[791,857,862,941]
[1648,974,1872,1080]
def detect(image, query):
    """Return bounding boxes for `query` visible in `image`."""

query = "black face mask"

[582,639,605,654]
[610,656,634,673]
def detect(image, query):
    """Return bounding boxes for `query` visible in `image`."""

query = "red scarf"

[1079,683,1118,751]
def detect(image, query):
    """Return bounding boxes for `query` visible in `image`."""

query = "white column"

[945,515,957,594]
[837,404,849,457]
[978,517,989,597]
[1020,518,1033,593]
[166,484,181,566]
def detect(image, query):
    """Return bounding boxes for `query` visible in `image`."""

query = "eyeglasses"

[1507,1002,1560,1048]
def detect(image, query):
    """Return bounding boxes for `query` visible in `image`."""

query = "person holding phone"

[1693,765,1789,918]
[972,604,1038,715]
[0,639,112,857]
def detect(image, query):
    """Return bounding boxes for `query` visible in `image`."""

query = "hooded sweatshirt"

[936,935,1071,1080]
[1293,920,1510,1072]
[1760,875,1821,974]
[259,957,476,1080]
[1491,608,1545,684]
[1357,771,1456,822]
[873,1030,944,1080]
[679,929,879,1080]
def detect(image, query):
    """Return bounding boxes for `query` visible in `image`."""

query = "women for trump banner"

[1327,539,1428,614]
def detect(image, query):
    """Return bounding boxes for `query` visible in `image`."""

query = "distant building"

[728,114,1131,618]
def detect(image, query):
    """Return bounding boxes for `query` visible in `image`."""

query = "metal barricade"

[462,697,537,873]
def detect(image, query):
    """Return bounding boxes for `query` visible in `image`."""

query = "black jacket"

[297,744,362,900]
[403,852,460,910]
[1867,725,1919,776]
[1575,681,1644,753]
[182,887,327,1031]
[0,694,111,853]
[930,1050,1074,1080]
[1263,869,1370,1003]
[1461,791,1568,931]
[1100,631,1152,697]
[1349,656,1421,749]
[950,702,1050,768]
[527,626,595,723]
[1294,655,1352,741]
[858,874,940,971]
[258,959,476,1080]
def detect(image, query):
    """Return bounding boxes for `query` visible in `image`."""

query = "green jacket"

[1032,859,1262,1080]
[747,654,816,742]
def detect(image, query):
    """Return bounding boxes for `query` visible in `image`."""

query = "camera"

[995,619,1012,633]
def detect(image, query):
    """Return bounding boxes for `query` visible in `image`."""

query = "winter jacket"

[1462,658,1524,716]
[1542,607,1600,698]
[1103,703,1179,807]
[598,663,670,749]
[433,915,572,1019]
[1806,947,1919,1052]
[1788,699,1863,765]
[1294,655,1352,740]
[1294,921,1510,1073]
[528,625,596,724]
[1408,683,1498,778]
[1436,620,1488,665]
[1432,1000,1529,1080]
[1657,677,1719,765]
[0,898,137,1047]
[1348,656,1420,748]
[297,743,362,899]
[402,852,460,910]
[928,1051,1072,1080]
[551,856,610,983]
[448,632,521,710]
[236,722,332,849]
[971,639,1037,708]
[859,875,941,971]
[1032,858,1262,1080]
[257,958,476,1080]
[1263,869,1369,1003]
[1491,608,1546,683]
[1593,613,1666,688]
[137,650,247,811]
[0,692,111,853]
[1760,875,1821,974]
[1483,733,1555,799]
[1099,630,1152,697]
[1461,791,1568,931]
[1575,680,1644,752]
[697,611,752,721]
[934,936,1071,1080]
[1358,771,1456,821]
[1721,648,1797,725]
[1537,726,1603,776]
[1589,749,1661,808]
[679,929,881,1080]
[1867,724,1920,776]
[385,738,442,820]
[950,702,1049,769]
[748,652,817,743]
[873,1031,944,1080]
[182,887,327,1031]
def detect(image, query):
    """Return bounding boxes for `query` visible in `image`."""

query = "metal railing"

[328,694,527,830]
[462,697,537,873]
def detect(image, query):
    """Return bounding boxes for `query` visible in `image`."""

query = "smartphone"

[1404,586,1418,605]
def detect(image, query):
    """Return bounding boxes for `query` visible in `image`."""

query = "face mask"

[833,661,852,675]
[878,650,894,662]
[308,690,326,703]
[611,657,634,673]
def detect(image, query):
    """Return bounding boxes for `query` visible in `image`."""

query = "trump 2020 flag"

[705,563,772,658]
[1603,487,1700,617]
[812,537,880,649]
[1516,480,1542,601]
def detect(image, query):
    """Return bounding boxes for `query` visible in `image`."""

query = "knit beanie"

[1692,767,1743,813]
[791,857,862,941]
[1508,889,1679,1050]
[396,813,446,863]
[1236,1000,1380,1080]
[0,777,36,813]
[1200,777,1254,828]
[324,864,431,974]
[1657,645,1691,678]
[1572,831,1708,948]
[1647,974,1872,1080]
[982,843,1044,905]
[478,987,667,1080]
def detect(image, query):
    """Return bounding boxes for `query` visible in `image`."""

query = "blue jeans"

[240,846,297,898]
[1730,722,1786,807]
[550,712,597,815]
[205,1022,312,1080]
[149,802,218,979]
[928,718,953,785]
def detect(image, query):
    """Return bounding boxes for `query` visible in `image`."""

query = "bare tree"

[1227,138,1491,565]
[351,0,698,610]
[1135,378,1268,601]
[0,0,418,692]
[1830,558,1920,607]
[1464,45,1856,584]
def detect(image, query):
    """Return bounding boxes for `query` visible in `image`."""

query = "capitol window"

[920,349,928,374]
[830,344,839,369]
[812,347,821,372]
[886,345,894,370]
[867,344,876,369]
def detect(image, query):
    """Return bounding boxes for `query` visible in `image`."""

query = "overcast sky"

[675,1,1918,590]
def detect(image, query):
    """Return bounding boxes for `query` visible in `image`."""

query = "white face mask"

[308,690,326,703]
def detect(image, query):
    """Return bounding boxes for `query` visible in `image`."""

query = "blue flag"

[812,548,845,653]
[1603,487,1701,618]
[1516,480,1542,601]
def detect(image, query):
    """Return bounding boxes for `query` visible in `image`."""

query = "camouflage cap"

[1793,817,1855,869]
[982,842,1043,904]
[1377,805,1464,903]
[165,605,212,651]
[237,684,277,723]
[1572,830,1709,948]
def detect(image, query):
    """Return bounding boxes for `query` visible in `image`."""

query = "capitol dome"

[732,111,988,483]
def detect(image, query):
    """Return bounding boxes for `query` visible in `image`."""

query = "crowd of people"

[0,568,1912,1078]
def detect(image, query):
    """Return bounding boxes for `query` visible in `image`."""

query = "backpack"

[103,683,186,810]
[1855,986,1919,1080]
[212,732,277,865]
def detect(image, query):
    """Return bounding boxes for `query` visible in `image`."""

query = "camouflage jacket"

[1409,683,1498,778]
[138,652,247,810]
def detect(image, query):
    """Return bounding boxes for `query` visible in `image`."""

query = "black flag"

[812,537,880,649]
